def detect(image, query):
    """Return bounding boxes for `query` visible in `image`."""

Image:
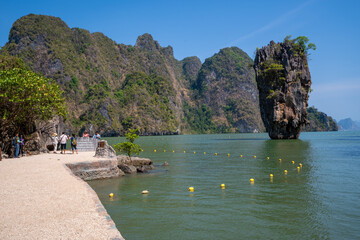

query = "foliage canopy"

[113,128,143,159]
[0,55,67,130]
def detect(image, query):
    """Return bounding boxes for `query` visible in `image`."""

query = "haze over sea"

[89,131,360,239]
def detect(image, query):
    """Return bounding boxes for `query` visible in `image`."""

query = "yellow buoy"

[267,157,270,160]
[164,150,166,152]
[154,149,157,153]
[220,183,226,188]
[188,187,194,192]
[270,174,273,177]
[279,158,282,161]
[297,166,300,171]
[240,155,243,157]
[184,150,186,153]
[215,153,218,156]
[291,161,295,164]
[204,152,206,155]
[109,193,114,198]
[141,190,149,194]
[250,178,255,182]
[172,150,175,153]
[299,163,302,167]
[254,155,256,158]
[284,170,288,174]
[193,151,196,154]
[227,153,230,157]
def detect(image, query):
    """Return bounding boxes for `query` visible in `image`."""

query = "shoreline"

[0,152,124,240]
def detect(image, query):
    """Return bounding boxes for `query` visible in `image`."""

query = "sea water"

[88,131,360,239]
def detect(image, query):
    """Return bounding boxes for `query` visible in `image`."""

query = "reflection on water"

[88,131,360,240]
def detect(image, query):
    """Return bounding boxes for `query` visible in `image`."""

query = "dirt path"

[0,152,124,240]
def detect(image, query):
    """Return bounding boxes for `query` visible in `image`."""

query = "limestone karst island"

[1,5,359,240]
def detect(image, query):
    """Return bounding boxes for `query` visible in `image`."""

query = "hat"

[53,133,57,136]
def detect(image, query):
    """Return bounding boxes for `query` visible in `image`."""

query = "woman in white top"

[52,133,58,153]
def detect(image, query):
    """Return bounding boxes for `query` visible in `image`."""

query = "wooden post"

[0,147,2,161]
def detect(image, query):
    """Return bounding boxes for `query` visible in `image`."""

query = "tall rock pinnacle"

[254,38,313,139]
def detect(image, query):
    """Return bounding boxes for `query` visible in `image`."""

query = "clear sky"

[1,0,359,121]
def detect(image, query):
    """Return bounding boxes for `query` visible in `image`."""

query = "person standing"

[92,132,101,150]
[70,134,78,154]
[93,132,101,140]
[19,134,25,156]
[12,133,20,158]
[59,132,68,154]
[52,133,58,154]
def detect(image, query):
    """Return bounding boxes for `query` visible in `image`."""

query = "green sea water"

[88,131,360,240]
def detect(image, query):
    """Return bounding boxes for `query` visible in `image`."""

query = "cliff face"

[191,47,264,133]
[3,14,189,135]
[254,40,312,139]
[302,107,338,132]
[1,14,265,135]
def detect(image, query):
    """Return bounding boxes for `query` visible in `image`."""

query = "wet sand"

[0,152,124,240]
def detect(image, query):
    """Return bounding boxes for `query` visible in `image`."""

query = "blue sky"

[1,0,359,121]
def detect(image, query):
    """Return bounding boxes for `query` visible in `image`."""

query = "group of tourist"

[12,130,101,157]
[51,131,101,154]
[11,133,25,158]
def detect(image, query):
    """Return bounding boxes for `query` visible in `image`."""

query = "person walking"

[59,132,68,154]
[52,133,58,154]
[12,133,20,158]
[70,134,78,154]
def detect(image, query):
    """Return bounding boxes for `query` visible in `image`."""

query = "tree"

[0,54,67,153]
[284,35,316,56]
[113,128,142,159]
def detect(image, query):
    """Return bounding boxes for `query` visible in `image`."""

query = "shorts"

[61,144,66,150]
[71,144,77,150]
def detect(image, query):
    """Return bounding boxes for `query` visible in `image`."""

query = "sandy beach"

[0,152,124,240]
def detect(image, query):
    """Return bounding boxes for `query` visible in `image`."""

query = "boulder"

[94,140,116,158]
[117,155,154,174]
[118,164,137,174]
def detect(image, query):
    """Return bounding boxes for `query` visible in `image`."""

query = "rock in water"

[254,40,312,139]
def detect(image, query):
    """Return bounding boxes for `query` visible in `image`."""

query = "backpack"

[72,138,77,146]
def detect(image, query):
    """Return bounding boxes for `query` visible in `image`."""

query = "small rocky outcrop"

[117,155,154,173]
[94,140,116,158]
[254,40,312,139]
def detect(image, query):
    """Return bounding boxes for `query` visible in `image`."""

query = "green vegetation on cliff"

[303,107,338,132]
[192,47,264,133]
